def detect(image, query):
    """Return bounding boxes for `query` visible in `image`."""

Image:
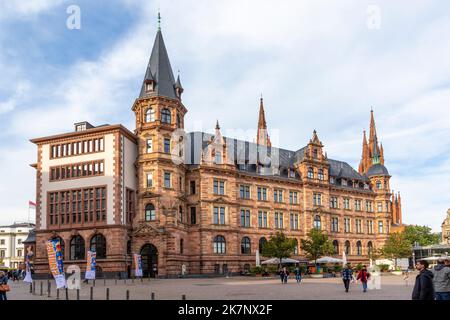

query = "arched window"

[318,169,324,181]
[308,167,314,179]
[345,240,351,255]
[376,180,382,190]
[333,240,339,254]
[179,205,183,223]
[356,241,362,256]
[367,241,373,255]
[145,203,156,221]
[51,236,65,259]
[259,237,267,254]
[314,215,321,229]
[90,234,106,259]
[145,108,155,122]
[241,237,251,254]
[70,235,85,260]
[180,239,184,254]
[213,235,226,254]
[293,239,298,255]
[161,108,171,124]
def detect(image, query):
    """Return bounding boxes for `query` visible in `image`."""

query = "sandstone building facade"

[31,26,403,277]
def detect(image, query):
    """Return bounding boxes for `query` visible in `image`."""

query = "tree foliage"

[300,228,334,263]
[403,225,441,247]
[380,232,412,268]
[261,232,297,262]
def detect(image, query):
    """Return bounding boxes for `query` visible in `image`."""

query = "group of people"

[341,264,371,293]
[279,266,303,284]
[412,257,450,300]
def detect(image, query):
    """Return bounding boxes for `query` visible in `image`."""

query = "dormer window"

[313,149,318,159]
[145,81,154,92]
[307,167,314,179]
[318,169,324,181]
[376,180,382,190]
[215,151,222,164]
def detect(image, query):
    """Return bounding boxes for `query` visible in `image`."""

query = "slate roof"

[367,163,390,176]
[185,132,368,182]
[23,229,36,243]
[139,30,178,100]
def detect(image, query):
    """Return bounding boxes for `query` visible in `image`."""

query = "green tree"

[403,225,441,247]
[261,232,297,266]
[380,232,412,269]
[300,228,334,264]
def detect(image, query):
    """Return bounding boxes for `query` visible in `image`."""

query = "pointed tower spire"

[372,130,380,165]
[358,130,370,174]
[257,96,271,147]
[139,14,178,100]
[175,71,184,99]
[380,142,385,165]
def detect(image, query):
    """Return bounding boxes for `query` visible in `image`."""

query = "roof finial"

[215,120,220,130]
[158,9,161,31]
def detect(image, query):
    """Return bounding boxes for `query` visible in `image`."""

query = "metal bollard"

[126,290,130,300]
[40,282,43,296]
[29,283,32,294]
[65,287,69,300]
[93,279,96,287]
[32,282,36,295]
[90,287,93,300]
[182,294,186,300]
[106,288,110,300]
[56,289,60,300]
[77,288,80,300]
[48,281,51,297]
[151,292,155,300]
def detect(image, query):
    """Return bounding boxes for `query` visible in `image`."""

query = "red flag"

[29,200,36,207]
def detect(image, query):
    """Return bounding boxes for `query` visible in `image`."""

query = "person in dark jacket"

[342,264,353,293]
[412,260,435,300]
[294,266,302,283]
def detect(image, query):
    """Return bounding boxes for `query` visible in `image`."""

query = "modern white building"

[0,222,35,268]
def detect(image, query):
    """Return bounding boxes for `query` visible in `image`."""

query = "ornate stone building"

[30,24,404,278]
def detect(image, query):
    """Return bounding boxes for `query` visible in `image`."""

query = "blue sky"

[0,0,449,231]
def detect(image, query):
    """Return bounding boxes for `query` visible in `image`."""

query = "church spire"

[139,13,178,100]
[358,130,369,174]
[257,96,271,147]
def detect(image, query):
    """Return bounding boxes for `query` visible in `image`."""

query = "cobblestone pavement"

[5,274,414,300]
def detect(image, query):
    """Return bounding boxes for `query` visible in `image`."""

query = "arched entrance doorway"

[140,244,158,278]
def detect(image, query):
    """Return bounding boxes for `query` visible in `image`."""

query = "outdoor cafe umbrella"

[315,256,344,264]
[261,258,300,265]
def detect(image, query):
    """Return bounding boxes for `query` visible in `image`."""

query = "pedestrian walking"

[412,260,435,300]
[342,264,353,293]
[279,267,284,284]
[0,271,9,301]
[294,266,302,284]
[431,258,450,300]
[279,267,289,284]
[356,265,371,293]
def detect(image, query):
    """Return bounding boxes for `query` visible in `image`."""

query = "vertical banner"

[85,251,97,280]
[46,239,67,289]
[134,253,143,277]
[23,253,33,283]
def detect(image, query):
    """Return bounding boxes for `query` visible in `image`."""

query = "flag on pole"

[29,200,36,208]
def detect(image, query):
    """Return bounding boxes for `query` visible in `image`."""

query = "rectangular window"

[344,218,351,233]
[275,212,284,229]
[366,201,373,212]
[258,211,268,228]
[125,189,135,224]
[330,197,338,209]
[344,198,350,210]
[257,187,267,201]
[146,138,153,153]
[289,191,298,204]
[378,221,384,234]
[190,181,196,195]
[190,207,197,224]
[355,200,362,211]
[290,213,299,230]
[240,185,250,199]
[164,172,171,188]
[377,202,383,213]
[213,206,226,225]
[274,189,283,203]
[313,193,322,206]
[213,180,225,195]
[164,138,171,154]
[355,219,362,233]
[146,172,153,188]
[331,217,339,232]
[240,209,250,227]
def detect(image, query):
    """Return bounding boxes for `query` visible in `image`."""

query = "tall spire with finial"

[158,9,161,31]
[257,95,271,147]
[358,130,370,174]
